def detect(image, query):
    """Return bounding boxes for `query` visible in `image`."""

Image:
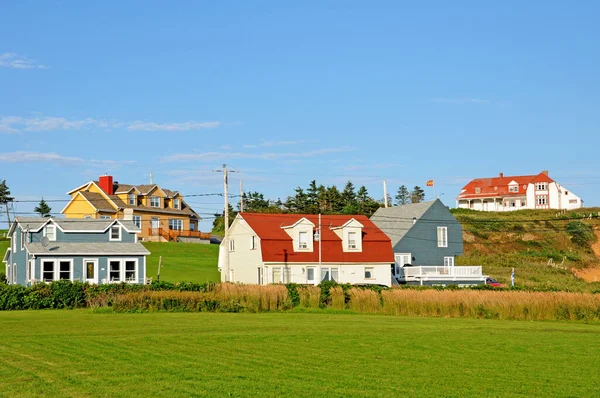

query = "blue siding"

[394,201,463,266]
[29,225,136,244]
[33,255,146,284]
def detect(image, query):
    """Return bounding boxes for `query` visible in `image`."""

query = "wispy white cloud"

[0,115,221,133]
[161,147,355,163]
[0,52,46,69]
[429,97,490,105]
[0,151,134,166]
[243,140,310,149]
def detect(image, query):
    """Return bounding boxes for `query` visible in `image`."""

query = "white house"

[218,213,395,286]
[457,170,583,211]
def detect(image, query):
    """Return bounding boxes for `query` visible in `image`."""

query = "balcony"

[147,228,211,242]
[398,266,486,283]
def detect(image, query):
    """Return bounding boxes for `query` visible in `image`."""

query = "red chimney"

[499,172,504,178]
[541,170,549,176]
[98,175,114,195]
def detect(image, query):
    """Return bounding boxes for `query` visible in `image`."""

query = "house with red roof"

[457,170,583,211]
[218,213,395,286]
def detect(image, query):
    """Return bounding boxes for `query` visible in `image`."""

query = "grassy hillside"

[0,311,598,397]
[143,241,220,282]
[452,207,600,291]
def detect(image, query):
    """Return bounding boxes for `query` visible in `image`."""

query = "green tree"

[285,187,309,213]
[410,186,425,203]
[34,198,52,217]
[395,185,411,205]
[341,181,357,208]
[241,191,270,212]
[211,204,237,235]
[0,180,14,226]
[306,180,320,214]
[326,185,343,213]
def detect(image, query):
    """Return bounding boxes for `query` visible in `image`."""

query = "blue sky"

[1,1,599,230]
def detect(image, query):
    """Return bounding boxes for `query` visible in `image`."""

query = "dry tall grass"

[381,289,600,321]
[298,286,321,309]
[348,288,381,313]
[330,287,346,310]
[214,283,289,312]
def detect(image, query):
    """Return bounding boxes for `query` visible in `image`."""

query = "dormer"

[508,180,519,193]
[281,217,315,252]
[330,218,364,252]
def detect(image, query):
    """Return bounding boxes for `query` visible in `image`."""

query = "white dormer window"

[536,182,548,191]
[150,196,161,208]
[509,185,518,192]
[173,198,180,210]
[128,193,136,205]
[348,231,357,250]
[475,188,481,194]
[110,225,121,241]
[298,231,308,249]
[44,225,56,242]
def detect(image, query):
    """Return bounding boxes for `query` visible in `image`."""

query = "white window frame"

[150,196,161,208]
[28,259,34,283]
[250,235,257,250]
[173,198,180,210]
[228,240,235,252]
[41,259,73,283]
[475,187,481,194]
[536,182,548,191]
[509,185,518,192]
[364,267,374,279]
[437,226,448,248]
[444,256,455,267]
[128,193,136,206]
[100,215,112,220]
[109,225,122,241]
[168,219,183,231]
[83,258,99,284]
[348,231,357,250]
[536,195,548,205]
[42,259,55,283]
[20,231,25,251]
[57,259,73,281]
[106,258,139,284]
[298,231,308,249]
[132,215,142,228]
[12,263,17,284]
[321,267,339,282]
[44,225,56,242]
[306,267,315,284]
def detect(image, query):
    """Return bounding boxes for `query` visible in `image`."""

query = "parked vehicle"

[485,277,503,287]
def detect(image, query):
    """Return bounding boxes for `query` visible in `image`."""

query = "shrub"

[298,286,321,309]
[566,221,596,247]
[329,287,346,310]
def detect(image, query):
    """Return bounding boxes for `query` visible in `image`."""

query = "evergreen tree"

[410,186,425,203]
[306,180,320,214]
[211,204,237,235]
[0,180,14,226]
[284,187,309,213]
[341,181,357,208]
[317,184,327,213]
[34,198,52,217]
[242,191,270,212]
[326,185,343,213]
[395,185,411,205]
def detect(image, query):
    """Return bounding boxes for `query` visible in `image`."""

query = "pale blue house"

[3,217,150,286]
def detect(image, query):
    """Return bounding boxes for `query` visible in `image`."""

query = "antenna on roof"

[40,236,50,251]
[149,172,153,184]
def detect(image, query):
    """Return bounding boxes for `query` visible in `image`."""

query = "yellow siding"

[87,184,104,194]
[63,195,97,219]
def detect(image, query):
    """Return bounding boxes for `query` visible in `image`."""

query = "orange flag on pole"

[426,180,434,187]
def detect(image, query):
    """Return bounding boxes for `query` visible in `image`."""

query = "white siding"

[221,217,263,284]
[264,263,392,287]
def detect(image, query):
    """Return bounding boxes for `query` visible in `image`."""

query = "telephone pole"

[214,164,238,282]
[383,180,389,208]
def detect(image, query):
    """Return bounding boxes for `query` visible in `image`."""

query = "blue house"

[2,217,150,286]
[371,200,485,286]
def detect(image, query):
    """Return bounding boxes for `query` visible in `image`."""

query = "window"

[364,267,374,279]
[150,196,160,208]
[128,193,136,205]
[250,235,257,250]
[298,231,308,249]
[321,267,339,282]
[444,257,455,267]
[42,261,54,282]
[173,198,180,209]
[510,200,516,207]
[283,268,291,283]
[536,183,548,191]
[125,260,136,282]
[110,225,121,241]
[20,231,25,250]
[509,185,518,192]
[536,196,548,205]
[100,215,111,220]
[132,215,142,228]
[475,187,481,194]
[272,268,281,283]
[109,260,121,282]
[437,226,448,248]
[306,267,315,283]
[228,240,235,252]
[59,261,71,280]
[569,199,578,204]
[45,225,56,241]
[84,215,92,219]
[169,219,183,231]
[521,199,527,207]
[348,231,358,249]
[272,267,290,283]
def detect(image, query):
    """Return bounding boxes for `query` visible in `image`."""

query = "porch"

[146,228,211,242]
[397,266,487,286]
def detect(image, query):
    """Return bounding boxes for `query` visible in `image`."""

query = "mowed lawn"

[0,311,598,397]
[143,241,220,282]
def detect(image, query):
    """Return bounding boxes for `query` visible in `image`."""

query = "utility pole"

[149,171,153,185]
[214,164,238,282]
[239,179,244,213]
[383,180,389,208]
[318,213,322,271]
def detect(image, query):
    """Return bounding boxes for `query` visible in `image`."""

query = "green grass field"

[143,242,220,282]
[0,311,598,397]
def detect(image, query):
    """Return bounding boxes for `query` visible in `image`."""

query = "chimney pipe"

[98,175,114,195]
[499,172,504,178]
[541,170,549,176]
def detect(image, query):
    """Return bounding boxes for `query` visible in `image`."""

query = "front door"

[84,259,98,284]
[306,267,315,285]
[394,253,411,274]
[151,217,160,234]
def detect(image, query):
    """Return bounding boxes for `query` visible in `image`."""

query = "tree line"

[213,180,427,233]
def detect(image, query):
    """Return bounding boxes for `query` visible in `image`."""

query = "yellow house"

[61,175,204,242]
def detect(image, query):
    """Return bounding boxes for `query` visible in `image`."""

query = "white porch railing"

[400,266,483,279]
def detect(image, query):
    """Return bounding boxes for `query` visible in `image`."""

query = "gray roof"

[25,242,150,256]
[370,200,439,244]
[14,217,140,232]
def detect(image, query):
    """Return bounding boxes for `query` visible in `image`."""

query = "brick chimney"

[98,175,114,195]
[541,170,549,176]
[499,172,504,178]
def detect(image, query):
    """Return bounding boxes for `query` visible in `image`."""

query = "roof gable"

[370,200,440,244]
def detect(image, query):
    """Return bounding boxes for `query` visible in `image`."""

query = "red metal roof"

[458,172,554,199]
[239,213,394,264]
